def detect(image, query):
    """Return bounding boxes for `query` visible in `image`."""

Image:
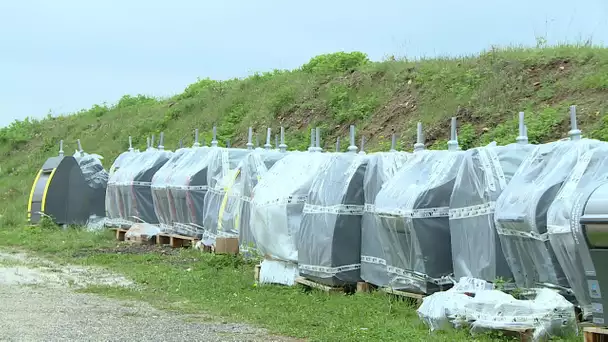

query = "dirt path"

[0,251,298,342]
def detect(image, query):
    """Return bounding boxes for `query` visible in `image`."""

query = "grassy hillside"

[3,45,608,227]
[0,45,604,341]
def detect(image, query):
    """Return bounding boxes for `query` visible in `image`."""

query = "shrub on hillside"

[114,94,157,109]
[0,117,41,148]
[301,52,370,74]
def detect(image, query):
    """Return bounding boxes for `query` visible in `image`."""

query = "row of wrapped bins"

[105,149,140,224]
[298,152,369,286]
[374,149,464,294]
[73,150,109,218]
[360,151,411,287]
[250,151,331,263]
[151,147,193,232]
[547,142,608,317]
[235,149,287,252]
[202,148,250,239]
[495,139,600,290]
[168,146,213,236]
[449,142,534,283]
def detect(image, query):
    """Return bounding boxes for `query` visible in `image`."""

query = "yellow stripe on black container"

[40,168,57,213]
[27,169,42,220]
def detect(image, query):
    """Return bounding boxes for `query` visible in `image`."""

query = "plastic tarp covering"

[107,148,172,224]
[73,150,108,190]
[360,152,411,287]
[151,147,193,232]
[229,150,286,251]
[417,278,576,341]
[449,142,534,282]
[298,152,369,285]
[165,146,213,236]
[250,152,331,263]
[495,139,601,290]
[374,149,464,294]
[202,148,250,240]
[547,142,608,315]
[106,150,140,224]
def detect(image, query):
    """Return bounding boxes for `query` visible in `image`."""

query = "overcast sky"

[1,0,607,127]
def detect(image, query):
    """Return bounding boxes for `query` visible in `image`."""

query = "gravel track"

[0,251,299,342]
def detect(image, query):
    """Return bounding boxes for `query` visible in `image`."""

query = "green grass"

[1,44,606,340]
[0,225,579,341]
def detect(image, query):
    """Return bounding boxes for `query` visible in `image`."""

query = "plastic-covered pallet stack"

[250,149,331,265]
[109,134,173,224]
[151,141,196,232]
[167,145,213,236]
[360,146,410,287]
[547,142,608,317]
[374,118,464,294]
[229,128,288,251]
[449,113,534,283]
[237,149,287,250]
[105,137,139,225]
[495,106,601,290]
[201,145,250,240]
[298,126,369,286]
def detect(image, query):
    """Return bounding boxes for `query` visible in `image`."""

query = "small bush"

[301,52,370,74]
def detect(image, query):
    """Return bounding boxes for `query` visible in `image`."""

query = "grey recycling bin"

[578,181,608,325]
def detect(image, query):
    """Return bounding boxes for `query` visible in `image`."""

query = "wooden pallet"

[124,234,156,245]
[380,287,426,306]
[156,233,199,248]
[254,264,261,282]
[109,228,128,241]
[356,281,375,293]
[295,277,346,294]
[498,327,533,342]
[584,326,608,342]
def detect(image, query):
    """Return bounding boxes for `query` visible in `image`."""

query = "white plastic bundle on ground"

[417,277,577,341]
[250,151,331,285]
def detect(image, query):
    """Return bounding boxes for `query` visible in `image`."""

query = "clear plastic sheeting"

[360,151,410,287]
[234,150,286,252]
[449,142,534,282]
[73,150,108,189]
[418,278,577,341]
[165,146,214,236]
[105,149,140,225]
[202,148,250,240]
[106,147,172,224]
[547,142,608,316]
[124,222,162,242]
[250,151,331,263]
[417,277,493,331]
[374,149,464,294]
[495,139,601,289]
[151,147,194,232]
[298,153,369,286]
